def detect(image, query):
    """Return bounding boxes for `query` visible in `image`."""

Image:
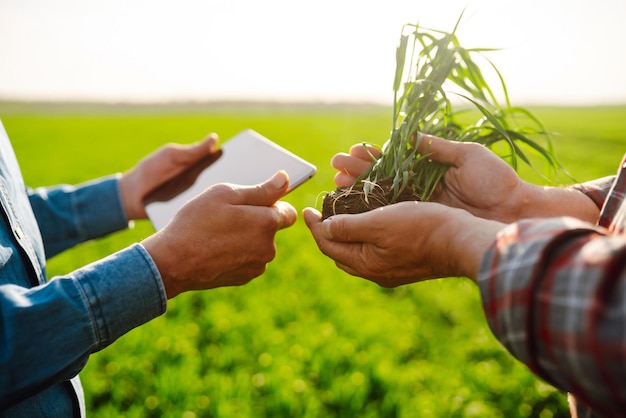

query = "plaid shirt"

[478,157,626,418]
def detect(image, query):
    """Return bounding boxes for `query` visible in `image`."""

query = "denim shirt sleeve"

[28,175,130,259]
[0,243,167,409]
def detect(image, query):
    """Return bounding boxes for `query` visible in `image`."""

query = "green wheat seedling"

[358,13,566,204]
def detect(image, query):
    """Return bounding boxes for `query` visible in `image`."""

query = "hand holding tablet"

[144,129,317,231]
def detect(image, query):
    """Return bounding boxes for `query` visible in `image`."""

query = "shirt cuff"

[73,175,129,240]
[569,175,615,210]
[73,243,167,350]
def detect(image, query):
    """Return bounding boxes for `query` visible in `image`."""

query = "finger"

[304,208,374,277]
[273,201,298,230]
[349,143,380,160]
[303,207,333,245]
[333,260,363,278]
[210,263,268,289]
[334,172,357,188]
[303,207,356,260]
[183,133,219,162]
[303,207,323,230]
[331,153,375,179]
[161,134,219,178]
[320,212,378,244]
[232,170,291,207]
[414,134,465,167]
[200,133,219,153]
[332,261,387,286]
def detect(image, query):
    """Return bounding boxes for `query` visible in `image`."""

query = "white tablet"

[144,129,317,231]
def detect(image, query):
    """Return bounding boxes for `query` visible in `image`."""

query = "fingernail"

[321,218,333,239]
[270,171,287,189]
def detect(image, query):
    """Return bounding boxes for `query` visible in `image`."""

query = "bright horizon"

[1,0,626,106]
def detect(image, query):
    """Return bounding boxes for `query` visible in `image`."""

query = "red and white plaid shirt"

[478,157,626,417]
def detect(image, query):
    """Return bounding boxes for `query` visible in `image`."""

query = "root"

[321,179,417,220]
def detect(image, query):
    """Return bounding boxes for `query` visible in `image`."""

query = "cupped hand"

[119,133,219,220]
[331,136,531,223]
[142,171,297,298]
[303,202,503,287]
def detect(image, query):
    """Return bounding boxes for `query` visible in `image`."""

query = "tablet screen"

[144,129,316,231]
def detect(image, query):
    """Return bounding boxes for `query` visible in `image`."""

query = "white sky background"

[1,0,625,105]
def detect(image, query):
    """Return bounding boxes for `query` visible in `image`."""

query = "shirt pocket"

[0,243,13,266]
[0,237,34,287]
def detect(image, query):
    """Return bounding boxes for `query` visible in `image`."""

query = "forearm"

[478,217,626,416]
[0,244,166,408]
[29,175,129,258]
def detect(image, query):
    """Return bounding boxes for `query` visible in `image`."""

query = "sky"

[1,0,626,106]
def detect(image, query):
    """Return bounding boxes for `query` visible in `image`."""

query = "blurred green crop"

[2,102,625,418]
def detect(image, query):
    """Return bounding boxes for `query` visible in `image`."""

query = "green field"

[2,102,625,418]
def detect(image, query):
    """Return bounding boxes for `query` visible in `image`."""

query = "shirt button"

[14,225,24,240]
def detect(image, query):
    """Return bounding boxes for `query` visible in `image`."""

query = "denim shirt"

[0,121,167,416]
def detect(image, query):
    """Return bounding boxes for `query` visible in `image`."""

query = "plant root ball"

[321,179,418,220]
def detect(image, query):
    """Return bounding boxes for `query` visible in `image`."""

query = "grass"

[2,102,625,417]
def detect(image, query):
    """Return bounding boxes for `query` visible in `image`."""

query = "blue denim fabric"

[0,121,167,416]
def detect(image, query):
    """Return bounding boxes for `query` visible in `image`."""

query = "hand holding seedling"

[119,133,219,220]
[322,15,571,220]
[332,136,599,223]
[311,133,600,285]
[143,171,297,298]
[304,202,504,286]
[330,137,524,222]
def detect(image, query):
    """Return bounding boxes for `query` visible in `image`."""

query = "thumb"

[320,212,376,243]
[235,170,290,207]
[181,133,219,163]
[415,134,464,166]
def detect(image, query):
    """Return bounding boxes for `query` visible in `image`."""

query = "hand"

[331,136,528,223]
[119,134,219,220]
[417,135,529,223]
[142,171,297,298]
[333,136,600,223]
[421,137,601,222]
[304,202,504,287]
[331,143,381,188]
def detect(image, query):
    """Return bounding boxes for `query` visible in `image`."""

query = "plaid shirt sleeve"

[569,176,615,211]
[478,202,626,415]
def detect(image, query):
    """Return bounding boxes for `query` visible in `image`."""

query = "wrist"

[512,181,539,221]
[118,170,146,221]
[519,183,600,222]
[142,233,184,299]
[445,210,504,281]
